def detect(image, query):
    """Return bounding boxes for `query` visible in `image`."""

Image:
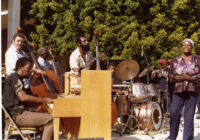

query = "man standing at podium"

[70,35,93,72]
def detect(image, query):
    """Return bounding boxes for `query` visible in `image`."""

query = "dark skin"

[174,41,193,82]
[16,62,53,104]
[72,37,89,72]
[108,65,126,94]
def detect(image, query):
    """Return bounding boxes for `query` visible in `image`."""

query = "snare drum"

[134,102,162,130]
[145,84,157,97]
[132,83,146,97]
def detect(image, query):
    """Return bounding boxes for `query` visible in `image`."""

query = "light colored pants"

[16,111,53,140]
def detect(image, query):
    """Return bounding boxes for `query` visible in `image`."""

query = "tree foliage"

[22,0,200,69]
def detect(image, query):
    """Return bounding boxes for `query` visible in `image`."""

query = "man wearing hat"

[151,59,169,113]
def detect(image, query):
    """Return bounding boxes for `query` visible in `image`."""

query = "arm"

[32,68,46,75]
[17,90,53,104]
[70,51,80,72]
[12,75,53,104]
[169,57,193,82]
[191,55,200,82]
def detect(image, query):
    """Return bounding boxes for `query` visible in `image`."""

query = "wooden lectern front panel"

[80,70,111,140]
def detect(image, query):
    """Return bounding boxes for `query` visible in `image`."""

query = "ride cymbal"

[115,60,139,81]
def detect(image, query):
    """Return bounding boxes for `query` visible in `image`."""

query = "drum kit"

[112,59,169,136]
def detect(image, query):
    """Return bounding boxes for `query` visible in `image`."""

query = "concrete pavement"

[112,114,200,140]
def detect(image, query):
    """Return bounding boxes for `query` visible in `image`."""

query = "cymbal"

[115,60,139,81]
[138,65,154,78]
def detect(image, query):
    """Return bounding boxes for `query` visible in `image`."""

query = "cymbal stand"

[141,46,151,85]
[120,101,154,139]
[159,90,170,131]
[141,46,154,131]
[119,68,154,139]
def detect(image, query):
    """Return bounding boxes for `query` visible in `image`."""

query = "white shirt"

[5,44,28,76]
[5,44,30,88]
[69,48,93,71]
[37,57,53,70]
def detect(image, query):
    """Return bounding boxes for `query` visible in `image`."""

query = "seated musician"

[37,47,53,70]
[107,62,122,95]
[2,57,54,140]
[69,35,93,72]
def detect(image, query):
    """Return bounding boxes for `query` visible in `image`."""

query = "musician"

[37,47,53,70]
[107,62,121,94]
[151,59,169,112]
[5,31,45,89]
[151,59,168,91]
[168,39,200,140]
[2,57,54,140]
[69,35,93,72]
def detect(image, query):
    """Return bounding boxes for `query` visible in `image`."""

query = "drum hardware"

[120,101,154,139]
[113,84,131,88]
[158,90,170,130]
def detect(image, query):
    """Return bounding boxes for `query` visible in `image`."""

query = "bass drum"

[134,102,162,130]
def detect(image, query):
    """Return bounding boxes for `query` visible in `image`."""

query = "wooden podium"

[53,70,111,140]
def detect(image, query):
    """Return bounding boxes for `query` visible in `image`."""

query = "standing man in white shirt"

[5,32,45,89]
[69,35,93,72]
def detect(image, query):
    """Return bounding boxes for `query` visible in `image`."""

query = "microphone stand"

[142,48,151,85]
[141,47,154,135]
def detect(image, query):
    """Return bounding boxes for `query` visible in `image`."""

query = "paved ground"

[112,114,200,140]
[7,113,200,140]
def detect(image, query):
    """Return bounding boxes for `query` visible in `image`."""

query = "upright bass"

[46,40,64,93]
[24,42,61,112]
[94,29,101,70]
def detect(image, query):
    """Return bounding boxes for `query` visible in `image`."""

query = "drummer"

[107,62,122,96]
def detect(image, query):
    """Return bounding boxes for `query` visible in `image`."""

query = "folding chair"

[2,105,38,140]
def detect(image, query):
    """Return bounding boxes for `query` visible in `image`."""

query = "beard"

[80,44,90,51]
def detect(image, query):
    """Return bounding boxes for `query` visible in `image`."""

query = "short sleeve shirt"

[2,73,26,116]
[69,48,93,70]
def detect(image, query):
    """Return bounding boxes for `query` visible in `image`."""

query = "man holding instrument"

[69,35,93,72]
[2,57,54,140]
[5,31,46,89]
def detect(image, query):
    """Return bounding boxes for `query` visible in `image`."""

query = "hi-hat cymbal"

[138,65,154,78]
[115,60,139,81]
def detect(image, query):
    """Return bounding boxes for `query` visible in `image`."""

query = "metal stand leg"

[120,104,154,139]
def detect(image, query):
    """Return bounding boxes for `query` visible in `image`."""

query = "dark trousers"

[197,94,200,114]
[169,92,198,140]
